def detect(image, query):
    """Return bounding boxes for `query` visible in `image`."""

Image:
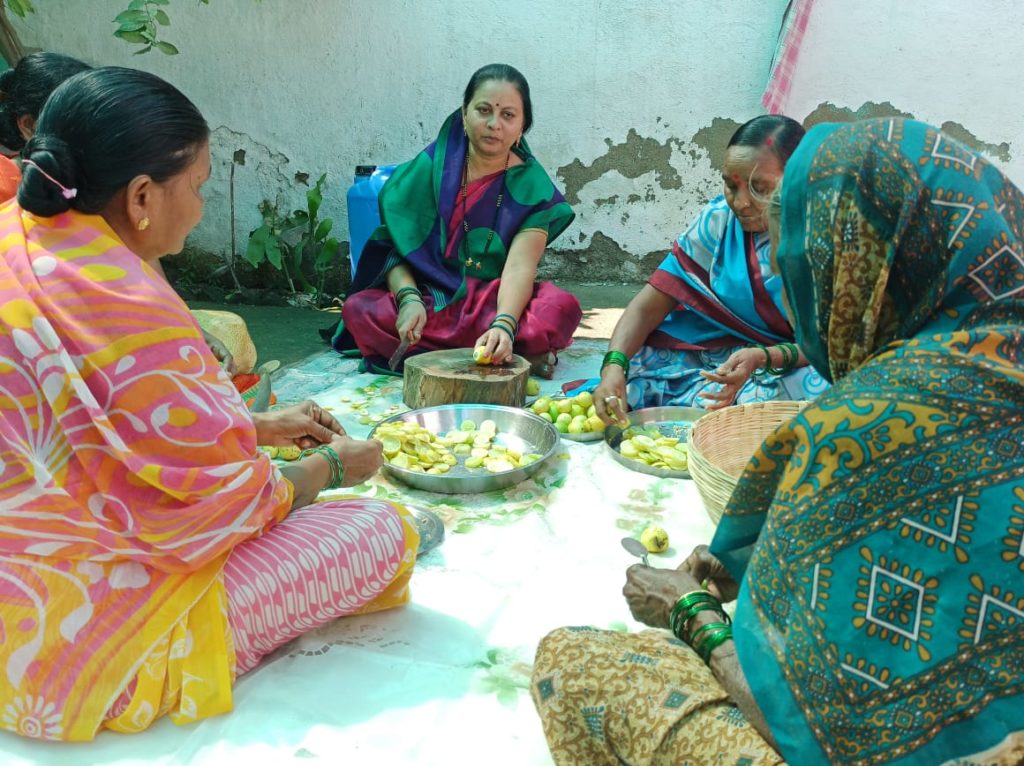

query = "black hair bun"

[17,134,82,216]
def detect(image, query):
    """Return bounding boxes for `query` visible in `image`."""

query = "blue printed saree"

[711,118,1024,765]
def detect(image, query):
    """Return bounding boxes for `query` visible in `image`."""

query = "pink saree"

[0,204,415,740]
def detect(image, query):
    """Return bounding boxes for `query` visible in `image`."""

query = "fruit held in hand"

[640,525,670,553]
[276,445,302,461]
[473,346,492,365]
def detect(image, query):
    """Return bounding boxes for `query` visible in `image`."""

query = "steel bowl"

[603,406,705,479]
[370,404,559,494]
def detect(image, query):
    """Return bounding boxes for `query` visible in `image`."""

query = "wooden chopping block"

[402,348,530,409]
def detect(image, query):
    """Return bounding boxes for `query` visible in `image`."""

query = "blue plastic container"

[346,163,397,279]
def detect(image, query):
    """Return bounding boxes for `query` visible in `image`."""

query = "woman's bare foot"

[525,352,557,380]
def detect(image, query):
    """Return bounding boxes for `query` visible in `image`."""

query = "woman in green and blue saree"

[329,63,580,377]
[531,117,1024,765]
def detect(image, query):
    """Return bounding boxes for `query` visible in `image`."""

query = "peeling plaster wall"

[11,0,785,284]
[18,1,1018,285]
[785,0,1024,181]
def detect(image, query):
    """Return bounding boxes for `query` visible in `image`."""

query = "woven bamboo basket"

[688,401,806,524]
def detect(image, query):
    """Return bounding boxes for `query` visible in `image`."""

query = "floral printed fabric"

[532,627,783,765]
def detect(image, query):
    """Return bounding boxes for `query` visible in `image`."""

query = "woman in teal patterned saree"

[532,118,1024,765]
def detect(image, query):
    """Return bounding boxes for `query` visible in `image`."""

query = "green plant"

[1,0,259,57]
[112,0,178,55]
[245,173,341,300]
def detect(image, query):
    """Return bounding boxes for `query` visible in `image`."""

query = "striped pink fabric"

[222,498,414,673]
[761,0,817,114]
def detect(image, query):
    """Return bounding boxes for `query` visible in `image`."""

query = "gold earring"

[516,135,522,149]
[137,217,150,231]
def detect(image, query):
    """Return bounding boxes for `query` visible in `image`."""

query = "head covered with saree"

[711,119,1024,764]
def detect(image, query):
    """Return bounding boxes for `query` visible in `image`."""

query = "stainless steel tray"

[603,406,704,479]
[371,404,559,494]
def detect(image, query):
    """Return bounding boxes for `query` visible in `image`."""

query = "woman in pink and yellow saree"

[0,67,421,741]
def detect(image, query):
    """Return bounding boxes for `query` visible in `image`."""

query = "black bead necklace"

[460,149,510,268]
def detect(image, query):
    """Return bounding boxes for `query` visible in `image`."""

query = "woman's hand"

[253,400,344,449]
[396,300,427,345]
[328,432,383,486]
[623,564,704,629]
[677,545,739,603]
[474,327,514,365]
[699,347,763,409]
[593,365,629,426]
[202,328,237,376]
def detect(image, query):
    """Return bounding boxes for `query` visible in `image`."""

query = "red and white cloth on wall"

[761,0,817,114]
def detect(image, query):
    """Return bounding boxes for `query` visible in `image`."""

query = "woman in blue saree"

[532,118,1024,765]
[589,115,828,423]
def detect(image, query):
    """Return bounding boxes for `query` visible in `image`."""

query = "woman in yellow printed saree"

[532,118,1024,764]
[0,67,423,742]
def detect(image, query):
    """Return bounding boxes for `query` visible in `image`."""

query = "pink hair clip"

[21,159,77,199]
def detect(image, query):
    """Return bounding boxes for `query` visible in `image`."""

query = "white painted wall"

[12,0,1024,279]
[10,0,785,278]
[784,0,1024,180]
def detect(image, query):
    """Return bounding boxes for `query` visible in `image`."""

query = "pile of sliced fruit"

[528,391,606,434]
[375,418,542,474]
[617,426,689,471]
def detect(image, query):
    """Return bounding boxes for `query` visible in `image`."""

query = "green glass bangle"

[669,591,722,639]
[670,591,719,622]
[690,620,731,646]
[781,342,800,373]
[671,602,726,642]
[601,350,630,377]
[489,322,515,342]
[301,445,345,489]
[395,286,420,300]
[493,313,520,333]
[779,343,794,372]
[753,344,772,374]
[695,625,733,663]
[758,344,788,376]
[398,295,426,310]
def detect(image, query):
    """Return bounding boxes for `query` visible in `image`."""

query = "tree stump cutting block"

[402,348,530,409]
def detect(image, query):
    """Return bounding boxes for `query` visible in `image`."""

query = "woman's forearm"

[690,609,778,750]
[757,343,809,371]
[278,456,331,510]
[497,230,547,321]
[607,284,677,359]
[385,262,417,295]
[495,261,537,321]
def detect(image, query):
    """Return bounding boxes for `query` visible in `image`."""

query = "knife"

[388,337,412,371]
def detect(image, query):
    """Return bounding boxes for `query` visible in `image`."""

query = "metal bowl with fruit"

[525,390,606,442]
[603,406,705,478]
[370,404,559,494]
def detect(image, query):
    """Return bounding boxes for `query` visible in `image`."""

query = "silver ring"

[604,395,619,403]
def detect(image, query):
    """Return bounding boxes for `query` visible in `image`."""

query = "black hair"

[462,63,533,133]
[18,66,209,218]
[728,114,805,164]
[0,52,91,151]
